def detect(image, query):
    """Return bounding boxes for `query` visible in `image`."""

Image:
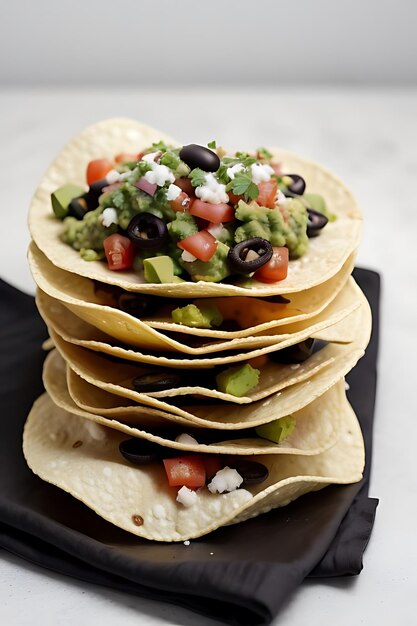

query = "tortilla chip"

[36,277,363,369]
[55,296,371,427]
[29,242,355,340]
[23,387,364,541]
[43,349,343,456]
[28,117,362,297]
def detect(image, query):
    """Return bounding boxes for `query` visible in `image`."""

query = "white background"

[1,1,417,625]
[1,0,416,86]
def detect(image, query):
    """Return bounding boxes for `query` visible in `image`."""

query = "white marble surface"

[0,87,416,625]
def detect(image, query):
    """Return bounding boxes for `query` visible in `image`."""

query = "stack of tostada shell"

[24,119,370,542]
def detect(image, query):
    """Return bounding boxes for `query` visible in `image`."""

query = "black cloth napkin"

[0,268,379,626]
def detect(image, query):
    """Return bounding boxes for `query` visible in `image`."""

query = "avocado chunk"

[255,415,296,443]
[180,241,232,283]
[143,256,184,284]
[51,184,85,220]
[303,193,336,222]
[171,303,223,329]
[216,364,260,397]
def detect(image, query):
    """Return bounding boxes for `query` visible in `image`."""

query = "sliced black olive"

[119,438,162,464]
[179,144,220,172]
[306,208,328,238]
[228,238,273,274]
[83,178,110,211]
[227,460,269,486]
[127,213,168,249]
[68,194,89,220]
[284,174,306,196]
[270,338,315,364]
[132,371,184,392]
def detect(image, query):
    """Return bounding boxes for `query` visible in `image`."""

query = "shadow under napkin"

[0,268,379,626]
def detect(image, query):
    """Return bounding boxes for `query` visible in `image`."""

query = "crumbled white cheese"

[195,173,229,204]
[226,163,245,180]
[106,169,122,184]
[344,381,350,391]
[101,207,118,228]
[207,223,225,239]
[144,162,175,187]
[119,170,134,181]
[250,163,274,184]
[175,433,199,445]
[184,540,191,546]
[166,183,182,201]
[290,363,301,370]
[176,486,198,508]
[208,467,243,494]
[181,249,197,263]
[142,151,160,163]
[276,189,287,205]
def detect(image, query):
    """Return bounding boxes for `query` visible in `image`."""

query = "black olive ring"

[306,208,328,238]
[127,212,168,249]
[228,238,273,274]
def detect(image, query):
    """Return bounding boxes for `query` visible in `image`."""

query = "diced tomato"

[227,191,243,206]
[190,199,235,224]
[178,230,218,262]
[170,191,191,212]
[201,456,222,481]
[246,354,269,369]
[254,247,289,283]
[163,456,206,488]
[114,152,140,164]
[103,234,134,271]
[174,177,195,197]
[86,158,114,186]
[256,179,278,209]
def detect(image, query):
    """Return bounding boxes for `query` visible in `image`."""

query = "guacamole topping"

[53,140,332,284]
[171,303,223,329]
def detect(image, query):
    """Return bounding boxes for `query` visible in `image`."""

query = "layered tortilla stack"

[24,119,370,541]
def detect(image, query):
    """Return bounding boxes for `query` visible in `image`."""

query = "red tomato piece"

[178,230,218,262]
[190,199,234,224]
[170,191,191,212]
[254,247,288,283]
[227,191,244,206]
[174,177,195,197]
[256,179,278,209]
[103,234,134,271]
[202,456,222,481]
[86,158,114,186]
[114,152,140,164]
[163,456,206,488]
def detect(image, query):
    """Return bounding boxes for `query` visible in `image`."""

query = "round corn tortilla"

[36,278,363,370]
[58,296,371,428]
[30,243,358,353]
[23,389,364,541]
[28,117,362,297]
[43,349,343,456]
[29,242,355,341]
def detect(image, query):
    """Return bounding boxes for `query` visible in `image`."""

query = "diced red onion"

[134,178,157,196]
[102,182,122,194]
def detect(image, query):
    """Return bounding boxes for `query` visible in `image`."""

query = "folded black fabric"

[0,268,379,626]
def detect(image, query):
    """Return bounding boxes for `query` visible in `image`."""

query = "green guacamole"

[54,142,331,282]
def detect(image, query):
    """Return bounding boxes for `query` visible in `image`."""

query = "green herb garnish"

[189,168,207,187]
[227,172,259,201]
[257,147,273,160]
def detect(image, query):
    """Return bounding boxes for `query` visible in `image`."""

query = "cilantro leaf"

[160,152,181,171]
[189,168,207,188]
[257,147,273,160]
[227,172,259,201]
[148,140,169,152]
[207,140,217,149]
